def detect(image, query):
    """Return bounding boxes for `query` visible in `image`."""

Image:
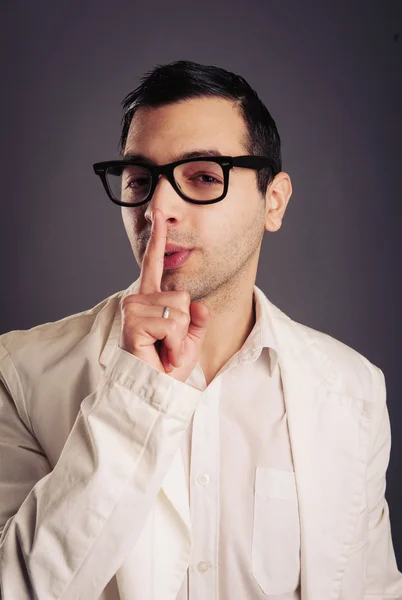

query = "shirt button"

[197,474,210,487]
[197,561,210,573]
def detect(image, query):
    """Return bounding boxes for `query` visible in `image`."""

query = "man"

[0,60,401,600]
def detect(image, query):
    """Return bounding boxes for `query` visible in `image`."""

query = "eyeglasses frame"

[92,155,276,207]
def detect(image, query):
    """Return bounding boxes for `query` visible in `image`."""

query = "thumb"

[187,302,211,343]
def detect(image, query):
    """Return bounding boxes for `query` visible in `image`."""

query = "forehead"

[124,97,248,160]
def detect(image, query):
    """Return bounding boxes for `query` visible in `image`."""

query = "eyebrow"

[122,149,224,163]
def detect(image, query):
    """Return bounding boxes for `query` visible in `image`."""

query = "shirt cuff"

[104,344,203,421]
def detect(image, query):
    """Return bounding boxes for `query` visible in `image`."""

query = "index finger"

[139,208,167,295]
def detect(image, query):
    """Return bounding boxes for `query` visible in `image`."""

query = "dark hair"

[118,60,282,196]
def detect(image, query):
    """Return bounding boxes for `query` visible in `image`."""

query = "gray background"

[1,0,401,568]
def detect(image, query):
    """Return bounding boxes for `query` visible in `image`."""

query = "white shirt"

[175,288,301,599]
[2,279,400,599]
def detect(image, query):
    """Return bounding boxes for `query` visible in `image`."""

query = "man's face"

[122,97,270,304]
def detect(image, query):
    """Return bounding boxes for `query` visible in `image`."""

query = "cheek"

[219,190,256,235]
[121,208,141,236]
[199,207,231,247]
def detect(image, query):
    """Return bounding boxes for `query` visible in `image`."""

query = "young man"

[1,61,401,600]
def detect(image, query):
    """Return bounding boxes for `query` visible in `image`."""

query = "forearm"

[0,344,201,600]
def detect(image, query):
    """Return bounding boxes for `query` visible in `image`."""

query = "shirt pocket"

[251,467,301,595]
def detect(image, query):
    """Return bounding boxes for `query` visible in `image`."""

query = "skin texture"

[121,97,292,385]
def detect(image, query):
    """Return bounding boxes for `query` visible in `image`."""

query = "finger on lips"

[136,208,189,371]
[139,207,167,295]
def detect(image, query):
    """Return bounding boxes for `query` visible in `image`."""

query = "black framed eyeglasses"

[92,155,276,207]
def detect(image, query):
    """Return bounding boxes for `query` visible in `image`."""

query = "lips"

[164,244,192,255]
[163,249,192,269]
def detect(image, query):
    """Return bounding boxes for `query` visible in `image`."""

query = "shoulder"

[0,289,123,378]
[292,317,384,398]
[259,287,384,398]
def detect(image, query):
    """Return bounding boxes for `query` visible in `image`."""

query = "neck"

[198,282,257,384]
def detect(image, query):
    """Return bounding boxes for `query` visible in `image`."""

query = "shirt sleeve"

[0,342,202,600]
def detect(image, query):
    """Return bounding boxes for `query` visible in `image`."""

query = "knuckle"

[168,319,177,330]
[121,293,141,309]
[148,251,163,263]
[179,311,190,327]
[122,312,137,329]
[121,296,130,310]
[130,341,143,353]
[178,290,191,305]
[121,301,136,316]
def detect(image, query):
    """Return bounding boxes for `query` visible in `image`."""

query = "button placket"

[188,379,221,600]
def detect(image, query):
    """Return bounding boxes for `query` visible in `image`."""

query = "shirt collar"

[100,278,279,375]
[235,284,279,375]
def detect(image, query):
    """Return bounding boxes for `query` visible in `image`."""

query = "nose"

[144,174,184,225]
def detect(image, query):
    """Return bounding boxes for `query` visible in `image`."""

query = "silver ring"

[162,306,170,319]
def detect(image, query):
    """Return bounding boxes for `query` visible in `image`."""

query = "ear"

[264,172,292,232]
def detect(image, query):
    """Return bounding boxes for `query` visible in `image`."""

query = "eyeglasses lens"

[106,161,225,204]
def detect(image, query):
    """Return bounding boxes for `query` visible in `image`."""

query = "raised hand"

[119,208,211,382]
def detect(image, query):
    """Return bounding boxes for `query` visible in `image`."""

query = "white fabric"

[175,288,300,598]
[1,278,401,600]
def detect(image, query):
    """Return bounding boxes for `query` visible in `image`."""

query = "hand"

[119,208,211,382]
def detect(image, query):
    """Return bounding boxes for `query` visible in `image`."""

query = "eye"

[122,165,152,190]
[127,176,150,189]
[188,172,222,185]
